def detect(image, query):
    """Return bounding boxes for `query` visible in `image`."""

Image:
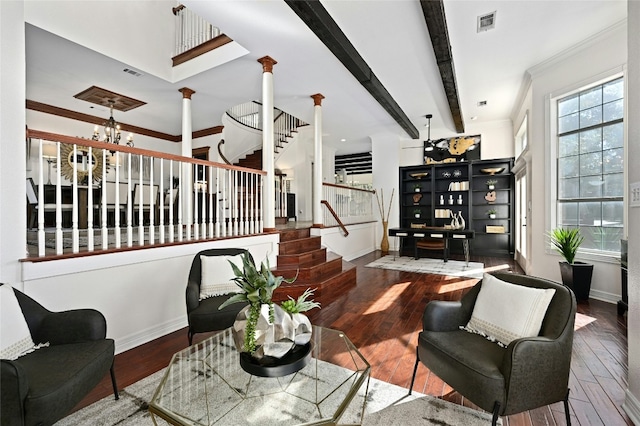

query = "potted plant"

[487,209,497,219]
[486,179,497,190]
[219,252,319,361]
[413,183,421,192]
[413,208,421,218]
[547,227,593,300]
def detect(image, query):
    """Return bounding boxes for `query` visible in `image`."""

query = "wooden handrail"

[321,200,349,237]
[322,182,375,194]
[27,129,266,175]
[217,139,232,165]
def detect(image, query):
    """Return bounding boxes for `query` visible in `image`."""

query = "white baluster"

[149,157,155,245]
[87,147,94,251]
[71,145,79,254]
[215,167,220,238]
[138,155,144,246]
[37,139,45,256]
[178,162,183,242]
[126,152,133,247]
[208,166,214,238]
[114,150,121,248]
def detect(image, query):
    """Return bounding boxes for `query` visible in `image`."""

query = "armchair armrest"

[501,336,572,412]
[1,360,28,426]
[422,301,468,331]
[36,309,107,345]
[186,280,200,313]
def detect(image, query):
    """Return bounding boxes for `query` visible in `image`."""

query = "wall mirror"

[58,144,105,184]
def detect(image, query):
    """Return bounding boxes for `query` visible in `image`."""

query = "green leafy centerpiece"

[219,252,320,364]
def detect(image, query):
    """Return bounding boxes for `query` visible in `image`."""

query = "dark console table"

[389,227,475,264]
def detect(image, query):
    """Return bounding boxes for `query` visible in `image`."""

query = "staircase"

[271,227,356,306]
[235,149,263,170]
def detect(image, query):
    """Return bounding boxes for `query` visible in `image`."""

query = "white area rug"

[365,255,485,279]
[56,363,499,425]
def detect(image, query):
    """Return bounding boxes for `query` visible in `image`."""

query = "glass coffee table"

[149,326,370,425]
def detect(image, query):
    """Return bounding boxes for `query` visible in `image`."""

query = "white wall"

[525,22,627,302]
[624,2,640,423]
[311,222,376,262]
[0,0,28,285]
[21,235,279,354]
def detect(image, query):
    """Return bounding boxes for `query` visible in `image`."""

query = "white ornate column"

[179,87,195,239]
[311,93,325,227]
[258,56,277,231]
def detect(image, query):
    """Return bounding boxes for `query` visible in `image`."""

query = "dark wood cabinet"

[399,157,514,257]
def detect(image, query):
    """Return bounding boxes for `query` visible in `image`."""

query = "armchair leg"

[564,389,571,426]
[408,346,420,395]
[188,329,194,346]
[491,402,500,426]
[110,364,120,400]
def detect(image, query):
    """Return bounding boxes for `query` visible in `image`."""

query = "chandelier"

[92,100,133,148]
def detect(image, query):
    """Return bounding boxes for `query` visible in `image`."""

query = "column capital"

[179,87,196,99]
[257,56,278,73]
[311,93,325,106]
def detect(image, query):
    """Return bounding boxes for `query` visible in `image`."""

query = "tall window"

[556,77,624,254]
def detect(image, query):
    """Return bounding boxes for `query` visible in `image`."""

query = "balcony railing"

[321,183,376,227]
[173,4,220,56]
[26,130,265,258]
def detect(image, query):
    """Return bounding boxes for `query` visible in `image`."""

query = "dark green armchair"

[409,272,577,425]
[1,285,118,426]
[186,248,249,345]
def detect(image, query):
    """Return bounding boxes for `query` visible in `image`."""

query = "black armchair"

[409,272,577,425]
[1,286,118,426]
[186,248,249,345]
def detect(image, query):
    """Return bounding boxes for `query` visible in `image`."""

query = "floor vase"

[381,221,390,255]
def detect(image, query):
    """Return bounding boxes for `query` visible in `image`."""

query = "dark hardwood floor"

[76,250,631,426]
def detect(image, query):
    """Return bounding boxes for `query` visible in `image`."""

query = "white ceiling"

[25,1,627,156]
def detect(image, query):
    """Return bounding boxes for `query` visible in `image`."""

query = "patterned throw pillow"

[1,285,38,360]
[199,254,243,300]
[462,273,556,347]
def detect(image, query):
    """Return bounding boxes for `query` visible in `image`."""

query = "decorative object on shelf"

[413,208,421,218]
[375,188,394,255]
[91,100,134,151]
[57,144,106,184]
[457,211,466,230]
[413,183,422,192]
[219,252,318,374]
[486,225,505,233]
[412,193,422,204]
[457,194,463,205]
[448,182,462,191]
[453,169,462,178]
[547,227,593,300]
[486,179,497,190]
[442,171,452,178]
[485,191,497,204]
[448,195,454,205]
[487,209,497,219]
[439,195,444,205]
[410,172,429,179]
[450,210,459,229]
[480,167,505,175]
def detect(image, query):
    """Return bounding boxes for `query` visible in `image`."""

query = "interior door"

[515,170,528,269]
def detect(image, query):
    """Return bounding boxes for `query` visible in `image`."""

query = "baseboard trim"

[588,288,620,304]
[114,316,187,354]
[623,389,640,425]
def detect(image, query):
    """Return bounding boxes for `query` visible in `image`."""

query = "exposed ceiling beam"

[285,0,419,139]
[420,0,465,133]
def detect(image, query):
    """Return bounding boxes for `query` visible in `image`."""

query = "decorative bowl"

[480,167,505,175]
[410,172,429,179]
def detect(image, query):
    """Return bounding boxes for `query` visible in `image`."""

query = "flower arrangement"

[219,252,320,355]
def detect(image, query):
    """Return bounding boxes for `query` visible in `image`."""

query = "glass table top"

[149,326,370,425]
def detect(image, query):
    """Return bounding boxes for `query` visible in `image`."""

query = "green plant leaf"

[547,227,584,264]
[218,293,249,310]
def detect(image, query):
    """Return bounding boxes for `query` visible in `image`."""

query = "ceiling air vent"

[477,11,496,33]
[123,68,142,77]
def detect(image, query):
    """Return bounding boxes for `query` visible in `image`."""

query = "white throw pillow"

[0,285,37,360]
[463,273,556,347]
[199,254,243,300]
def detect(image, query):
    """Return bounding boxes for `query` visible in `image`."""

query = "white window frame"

[546,69,626,264]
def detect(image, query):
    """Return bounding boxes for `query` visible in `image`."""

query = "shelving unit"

[398,157,514,257]
[470,158,514,257]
